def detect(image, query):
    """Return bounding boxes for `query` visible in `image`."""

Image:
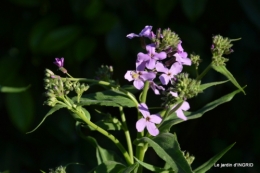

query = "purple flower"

[136,103,162,136]
[54,57,64,68]
[149,81,165,95]
[124,70,156,90]
[156,62,182,85]
[126,25,155,39]
[138,44,167,69]
[170,91,190,120]
[174,41,191,66]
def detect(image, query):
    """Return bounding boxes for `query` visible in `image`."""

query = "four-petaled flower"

[174,41,192,66]
[156,62,182,85]
[136,103,162,136]
[54,57,64,68]
[124,70,155,90]
[170,91,190,120]
[138,43,167,69]
[126,25,155,39]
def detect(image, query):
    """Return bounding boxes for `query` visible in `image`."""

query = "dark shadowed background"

[0,0,259,172]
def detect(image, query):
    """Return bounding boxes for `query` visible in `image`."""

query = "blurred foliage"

[0,0,259,172]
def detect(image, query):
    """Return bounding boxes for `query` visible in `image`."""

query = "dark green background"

[0,0,259,172]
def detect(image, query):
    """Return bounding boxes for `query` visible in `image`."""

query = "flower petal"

[146,122,159,136]
[154,52,167,60]
[156,62,168,73]
[136,118,146,132]
[137,52,150,62]
[133,80,144,90]
[138,103,149,118]
[146,59,156,69]
[126,33,139,39]
[124,71,134,81]
[159,74,170,85]
[136,60,146,71]
[181,101,190,111]
[149,114,162,124]
[176,109,187,120]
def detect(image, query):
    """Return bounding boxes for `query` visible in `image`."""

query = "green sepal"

[135,133,193,173]
[74,90,136,107]
[194,143,236,173]
[0,85,30,93]
[211,65,245,94]
[134,157,174,173]
[199,80,229,91]
[26,104,66,134]
[159,87,244,133]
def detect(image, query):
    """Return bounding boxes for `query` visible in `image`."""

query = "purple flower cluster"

[125,25,191,95]
[125,26,192,135]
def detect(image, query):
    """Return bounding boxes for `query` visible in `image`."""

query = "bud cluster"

[182,151,195,165]
[49,166,66,173]
[211,35,235,66]
[152,28,180,53]
[95,65,114,83]
[171,73,201,99]
[190,54,201,69]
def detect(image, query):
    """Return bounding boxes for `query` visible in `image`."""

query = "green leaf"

[26,104,66,134]
[76,123,123,164]
[159,88,244,133]
[75,90,136,107]
[93,118,122,131]
[199,80,229,91]
[0,85,30,93]
[211,65,245,94]
[134,158,174,173]
[135,133,193,173]
[119,162,139,173]
[5,91,34,133]
[40,25,82,53]
[91,161,126,173]
[180,0,208,21]
[194,143,236,173]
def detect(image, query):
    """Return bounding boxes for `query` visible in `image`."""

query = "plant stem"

[77,108,133,165]
[196,63,212,81]
[136,81,150,173]
[119,106,134,163]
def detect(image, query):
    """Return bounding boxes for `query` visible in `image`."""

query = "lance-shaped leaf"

[211,65,245,94]
[199,80,229,91]
[74,90,136,107]
[0,85,30,93]
[194,143,236,173]
[26,104,66,134]
[159,88,244,133]
[134,157,174,173]
[135,133,193,173]
[89,161,126,173]
[76,122,123,164]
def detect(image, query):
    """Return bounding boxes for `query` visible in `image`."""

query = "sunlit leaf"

[135,133,193,173]
[199,80,229,91]
[75,90,136,107]
[211,65,245,94]
[134,157,174,173]
[194,143,235,173]
[159,88,244,133]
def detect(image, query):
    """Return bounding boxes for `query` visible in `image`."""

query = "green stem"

[119,106,134,163]
[136,81,150,173]
[196,63,212,81]
[78,108,133,165]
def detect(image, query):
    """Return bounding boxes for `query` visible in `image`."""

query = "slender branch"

[119,106,134,163]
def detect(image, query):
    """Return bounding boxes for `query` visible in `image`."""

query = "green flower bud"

[190,54,202,69]
[49,166,66,173]
[45,69,54,77]
[182,151,195,165]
